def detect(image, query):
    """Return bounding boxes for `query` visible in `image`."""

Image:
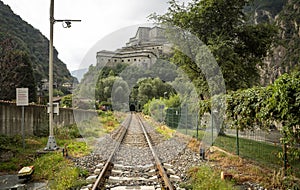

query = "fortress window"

[122,60,124,62]
[128,59,130,62]
[134,59,137,61]
[108,59,111,62]
[114,59,117,62]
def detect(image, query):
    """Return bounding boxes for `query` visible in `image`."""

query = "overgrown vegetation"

[214,135,282,168]
[0,134,90,188]
[33,152,88,190]
[0,111,123,189]
[143,115,175,139]
[75,111,121,143]
[181,165,235,189]
[216,133,300,179]
[193,72,300,186]
[208,148,300,189]
[0,135,35,171]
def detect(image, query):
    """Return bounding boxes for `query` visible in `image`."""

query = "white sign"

[16,88,29,106]
[47,103,60,115]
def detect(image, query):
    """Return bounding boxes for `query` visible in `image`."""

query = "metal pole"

[196,113,198,140]
[45,0,58,150]
[236,126,239,155]
[161,105,163,123]
[211,112,213,146]
[185,105,188,135]
[49,0,54,137]
[283,143,287,176]
[22,106,25,149]
[283,131,287,176]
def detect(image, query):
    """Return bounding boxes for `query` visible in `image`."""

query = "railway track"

[82,112,180,190]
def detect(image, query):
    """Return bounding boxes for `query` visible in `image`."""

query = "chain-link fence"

[164,108,300,178]
[165,106,201,138]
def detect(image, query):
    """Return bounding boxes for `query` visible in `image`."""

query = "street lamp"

[45,0,81,151]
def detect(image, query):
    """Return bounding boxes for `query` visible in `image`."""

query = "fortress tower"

[96,26,170,68]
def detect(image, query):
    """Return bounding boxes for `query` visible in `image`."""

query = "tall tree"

[151,0,277,94]
[137,78,175,106]
[0,38,36,102]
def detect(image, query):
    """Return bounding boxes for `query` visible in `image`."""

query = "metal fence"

[163,108,300,178]
[165,106,201,138]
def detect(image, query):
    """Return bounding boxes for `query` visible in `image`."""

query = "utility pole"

[45,0,57,150]
[45,0,80,150]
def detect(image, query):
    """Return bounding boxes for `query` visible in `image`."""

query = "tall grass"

[34,152,88,189]
[181,165,235,190]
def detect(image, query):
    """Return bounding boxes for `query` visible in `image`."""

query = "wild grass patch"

[181,165,235,189]
[33,152,88,189]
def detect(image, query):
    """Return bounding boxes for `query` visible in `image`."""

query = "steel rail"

[136,114,174,190]
[91,113,132,190]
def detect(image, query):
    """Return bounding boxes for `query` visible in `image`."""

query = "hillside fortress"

[96,26,170,68]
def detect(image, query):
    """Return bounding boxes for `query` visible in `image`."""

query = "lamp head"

[63,21,72,28]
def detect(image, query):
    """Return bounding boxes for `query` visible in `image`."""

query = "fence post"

[283,131,288,176]
[211,111,213,146]
[236,127,239,155]
[185,105,188,135]
[196,113,199,140]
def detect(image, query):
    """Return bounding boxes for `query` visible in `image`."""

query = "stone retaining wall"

[0,101,96,136]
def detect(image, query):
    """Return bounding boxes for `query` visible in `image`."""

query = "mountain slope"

[245,0,287,23]
[256,0,300,85]
[0,1,76,87]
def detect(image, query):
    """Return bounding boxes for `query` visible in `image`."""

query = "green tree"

[151,0,277,93]
[0,38,36,102]
[95,76,117,103]
[61,94,73,108]
[111,77,130,111]
[137,77,175,107]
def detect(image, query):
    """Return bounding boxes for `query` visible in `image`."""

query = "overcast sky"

[2,0,190,72]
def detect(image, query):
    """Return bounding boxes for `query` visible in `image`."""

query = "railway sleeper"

[110,186,162,190]
[107,175,159,183]
[110,169,157,178]
[113,163,155,171]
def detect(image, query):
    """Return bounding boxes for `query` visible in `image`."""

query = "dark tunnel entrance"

[129,104,136,112]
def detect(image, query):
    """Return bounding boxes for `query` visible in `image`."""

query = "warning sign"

[16,88,29,106]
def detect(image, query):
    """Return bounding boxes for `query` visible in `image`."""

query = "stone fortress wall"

[96,26,170,68]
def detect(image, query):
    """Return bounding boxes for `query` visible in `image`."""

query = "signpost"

[16,88,29,149]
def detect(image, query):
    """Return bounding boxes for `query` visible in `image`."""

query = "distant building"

[125,26,167,46]
[96,26,171,69]
[62,82,72,88]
